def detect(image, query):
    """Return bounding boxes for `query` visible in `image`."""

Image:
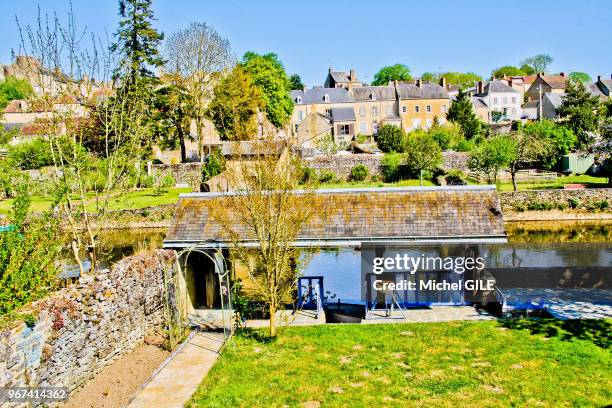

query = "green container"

[562,153,594,174]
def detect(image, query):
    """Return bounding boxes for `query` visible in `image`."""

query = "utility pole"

[538,84,542,121]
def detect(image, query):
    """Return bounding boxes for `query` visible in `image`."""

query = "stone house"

[329,107,356,145]
[525,73,567,102]
[350,85,401,136]
[324,68,364,89]
[397,79,450,131]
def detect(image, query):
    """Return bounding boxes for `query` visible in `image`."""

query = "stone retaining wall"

[499,188,612,212]
[304,152,469,179]
[0,250,177,395]
[152,163,201,189]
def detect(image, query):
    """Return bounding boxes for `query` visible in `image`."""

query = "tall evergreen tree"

[556,79,601,148]
[111,0,165,83]
[446,89,482,139]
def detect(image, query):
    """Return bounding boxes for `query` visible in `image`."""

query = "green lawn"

[0,187,191,215]
[188,320,611,408]
[319,175,608,191]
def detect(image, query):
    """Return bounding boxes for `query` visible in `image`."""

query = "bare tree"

[16,4,149,273]
[210,135,316,336]
[164,22,235,161]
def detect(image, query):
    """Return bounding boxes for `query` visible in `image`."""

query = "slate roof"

[351,86,396,101]
[396,83,449,99]
[330,107,355,122]
[329,71,351,83]
[291,88,353,104]
[543,92,565,108]
[483,80,519,94]
[539,75,567,89]
[598,79,612,93]
[587,83,605,97]
[472,96,488,108]
[163,186,507,248]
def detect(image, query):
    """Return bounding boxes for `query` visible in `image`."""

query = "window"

[372,122,379,134]
[411,119,421,129]
[442,105,447,113]
[426,119,432,128]
[503,97,508,104]
[359,107,366,117]
[372,106,378,116]
[426,105,431,113]
[402,106,407,113]
[339,124,350,135]
[511,97,517,103]
[294,124,299,133]
[493,97,498,104]
[325,109,332,117]
[296,96,302,104]
[511,108,516,114]
[370,93,377,101]
[360,122,368,133]
[297,111,304,121]
[323,94,330,103]
[415,105,420,113]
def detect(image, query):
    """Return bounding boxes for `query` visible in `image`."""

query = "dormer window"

[296,96,302,104]
[370,93,377,101]
[323,94,330,103]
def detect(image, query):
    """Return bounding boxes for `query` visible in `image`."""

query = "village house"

[396,78,449,131]
[472,80,521,122]
[350,85,400,137]
[524,73,567,102]
[324,68,364,90]
[592,74,612,98]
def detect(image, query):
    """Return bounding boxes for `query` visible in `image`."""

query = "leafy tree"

[288,74,304,90]
[202,148,225,182]
[207,65,264,140]
[468,134,516,183]
[0,76,33,109]
[595,117,612,186]
[152,75,193,162]
[372,64,411,85]
[507,131,554,191]
[521,54,553,73]
[568,71,592,83]
[381,152,404,182]
[520,63,536,75]
[314,133,339,157]
[376,124,405,152]
[447,89,482,139]
[111,0,165,83]
[403,130,442,185]
[556,79,602,148]
[428,121,461,151]
[491,66,526,79]
[522,120,577,169]
[241,52,294,128]
[422,72,482,88]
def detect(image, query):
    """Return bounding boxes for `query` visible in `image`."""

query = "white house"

[472,80,521,122]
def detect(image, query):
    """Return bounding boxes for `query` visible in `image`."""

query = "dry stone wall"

[0,250,177,396]
[499,188,612,212]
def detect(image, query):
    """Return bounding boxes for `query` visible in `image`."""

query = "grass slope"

[188,321,611,408]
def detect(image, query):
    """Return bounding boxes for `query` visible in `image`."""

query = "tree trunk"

[178,125,187,163]
[269,303,276,337]
[419,169,423,186]
[511,170,518,192]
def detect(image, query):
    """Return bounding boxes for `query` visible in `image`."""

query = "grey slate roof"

[331,107,356,122]
[543,92,565,108]
[291,88,353,104]
[587,83,605,97]
[330,71,351,83]
[472,96,488,108]
[163,186,507,248]
[396,83,449,99]
[351,86,396,101]
[483,80,519,94]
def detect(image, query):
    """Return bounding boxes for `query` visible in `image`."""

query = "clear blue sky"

[1,0,611,86]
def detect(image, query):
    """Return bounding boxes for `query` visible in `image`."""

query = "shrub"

[300,166,317,184]
[370,174,380,182]
[202,149,225,182]
[568,197,580,209]
[318,170,337,184]
[153,172,175,196]
[376,125,405,153]
[428,124,461,151]
[454,138,474,152]
[8,138,54,170]
[557,202,568,210]
[527,200,554,211]
[350,164,369,181]
[403,130,442,184]
[513,203,526,212]
[594,200,609,211]
[445,169,467,185]
[356,134,368,144]
[381,153,404,182]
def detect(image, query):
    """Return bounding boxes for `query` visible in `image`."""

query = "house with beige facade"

[350,85,400,136]
[397,79,449,131]
[525,73,567,102]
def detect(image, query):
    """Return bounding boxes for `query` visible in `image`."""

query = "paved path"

[363,306,495,324]
[128,331,225,408]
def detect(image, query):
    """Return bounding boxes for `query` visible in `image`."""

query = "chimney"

[349,69,356,81]
[477,81,483,94]
[439,77,447,88]
[303,85,308,91]
[328,67,332,74]
[536,72,541,78]
[598,75,601,82]
[508,78,513,87]
[559,72,565,77]
[416,79,422,88]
